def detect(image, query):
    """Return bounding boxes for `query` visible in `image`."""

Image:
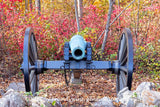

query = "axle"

[29,60,122,75]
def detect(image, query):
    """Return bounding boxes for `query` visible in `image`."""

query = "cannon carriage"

[20,0,133,96]
[20,27,133,95]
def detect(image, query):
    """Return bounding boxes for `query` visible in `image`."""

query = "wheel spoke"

[120,71,126,89]
[120,45,127,62]
[120,66,128,73]
[120,54,128,66]
[29,54,34,65]
[29,43,36,64]
[30,34,37,59]
[119,34,126,60]
[31,73,36,95]
[30,70,35,83]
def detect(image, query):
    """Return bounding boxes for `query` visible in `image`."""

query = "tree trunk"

[135,0,140,45]
[25,0,28,12]
[77,0,83,19]
[0,9,2,27]
[35,0,41,15]
[101,0,114,54]
[50,0,54,8]
[0,2,2,26]
[29,0,33,11]
[0,2,4,56]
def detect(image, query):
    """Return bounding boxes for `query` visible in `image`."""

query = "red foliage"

[1,3,159,60]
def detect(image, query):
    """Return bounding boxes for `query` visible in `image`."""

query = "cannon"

[20,27,134,95]
[20,0,133,96]
[69,35,86,60]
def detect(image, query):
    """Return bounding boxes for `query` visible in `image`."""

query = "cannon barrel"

[69,35,86,60]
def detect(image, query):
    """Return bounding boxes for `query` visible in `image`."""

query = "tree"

[77,0,83,19]
[29,0,33,11]
[35,0,41,15]
[25,0,28,12]
[101,0,114,54]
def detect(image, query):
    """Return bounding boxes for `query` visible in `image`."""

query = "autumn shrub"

[1,3,119,59]
[134,43,160,77]
[133,0,160,77]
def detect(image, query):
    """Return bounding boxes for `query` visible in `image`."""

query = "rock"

[0,89,5,96]
[94,97,114,107]
[126,99,134,107]
[141,90,160,106]
[0,89,62,107]
[135,103,143,107]
[6,82,25,92]
[31,97,62,107]
[1,82,160,107]
[117,87,133,105]
[117,87,142,107]
[0,89,27,107]
[136,82,155,93]
[117,82,160,107]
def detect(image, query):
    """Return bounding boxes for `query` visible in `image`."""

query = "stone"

[136,82,155,93]
[117,87,133,105]
[0,89,5,96]
[141,90,160,106]
[94,97,114,107]
[136,103,143,107]
[0,89,27,107]
[6,82,25,92]
[31,97,62,107]
[0,89,62,107]
[126,99,134,107]
[116,82,160,107]
[1,81,160,107]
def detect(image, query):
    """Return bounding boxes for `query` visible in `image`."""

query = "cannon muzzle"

[69,35,86,60]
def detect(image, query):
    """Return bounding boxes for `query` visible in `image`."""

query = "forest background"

[0,0,159,81]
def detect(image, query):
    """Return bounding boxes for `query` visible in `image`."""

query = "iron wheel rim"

[23,27,39,95]
[116,28,133,94]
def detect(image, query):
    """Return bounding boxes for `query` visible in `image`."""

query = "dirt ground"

[0,69,160,106]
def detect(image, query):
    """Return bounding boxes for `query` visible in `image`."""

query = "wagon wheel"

[116,28,133,94]
[22,27,39,95]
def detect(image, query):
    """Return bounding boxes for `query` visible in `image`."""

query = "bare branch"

[29,0,33,11]
[135,0,139,45]
[93,30,105,48]
[74,0,80,32]
[101,0,114,54]
[25,0,28,12]
[35,0,41,15]
[110,0,135,26]
[94,0,135,51]
[77,0,83,19]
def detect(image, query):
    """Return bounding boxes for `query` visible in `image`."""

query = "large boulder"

[0,89,27,107]
[6,82,25,92]
[30,97,62,107]
[117,82,160,107]
[0,89,62,107]
[117,87,135,106]
[136,82,155,93]
[141,90,160,106]
[1,82,160,107]
[94,97,114,107]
